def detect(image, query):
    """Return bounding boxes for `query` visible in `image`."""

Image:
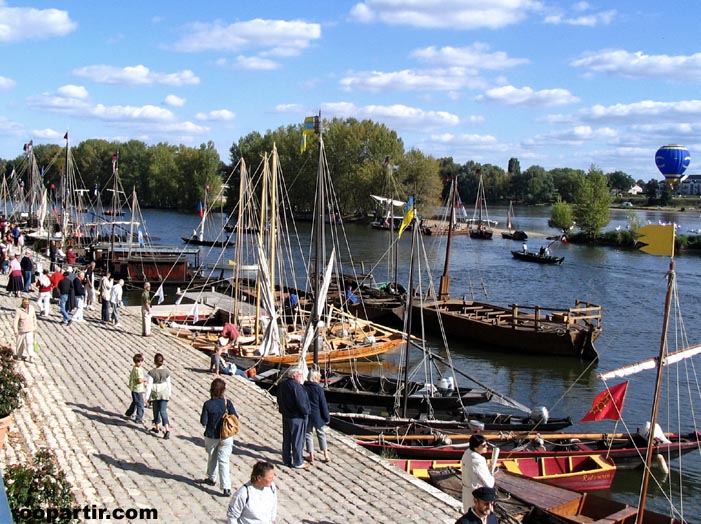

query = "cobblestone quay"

[0,257,460,523]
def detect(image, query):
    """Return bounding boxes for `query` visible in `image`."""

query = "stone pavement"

[0,262,461,523]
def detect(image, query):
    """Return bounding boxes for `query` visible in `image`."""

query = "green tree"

[574,166,611,238]
[550,168,584,203]
[548,197,574,232]
[507,157,521,176]
[398,149,441,209]
[607,170,635,195]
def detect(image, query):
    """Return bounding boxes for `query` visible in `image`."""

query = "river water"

[137,205,701,514]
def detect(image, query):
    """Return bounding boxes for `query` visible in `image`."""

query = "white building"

[680,174,701,196]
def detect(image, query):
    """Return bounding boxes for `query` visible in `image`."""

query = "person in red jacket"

[37,269,54,317]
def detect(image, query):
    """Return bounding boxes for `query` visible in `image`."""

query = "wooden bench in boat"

[590,506,638,524]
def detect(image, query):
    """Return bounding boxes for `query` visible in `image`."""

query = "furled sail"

[599,343,701,380]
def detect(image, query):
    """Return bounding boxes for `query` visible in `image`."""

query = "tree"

[574,166,611,238]
[398,149,441,209]
[507,157,521,176]
[548,197,574,232]
[607,170,635,195]
[550,168,584,203]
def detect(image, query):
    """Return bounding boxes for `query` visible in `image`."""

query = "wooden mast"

[438,176,457,300]
[312,112,323,367]
[401,206,418,418]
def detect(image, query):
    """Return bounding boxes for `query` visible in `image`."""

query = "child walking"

[125,353,147,423]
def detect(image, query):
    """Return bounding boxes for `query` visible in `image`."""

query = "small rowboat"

[511,250,564,265]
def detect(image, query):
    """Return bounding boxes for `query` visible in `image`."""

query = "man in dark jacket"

[70,271,86,322]
[304,369,330,462]
[277,367,310,469]
[57,271,73,324]
[20,251,33,292]
[455,487,499,524]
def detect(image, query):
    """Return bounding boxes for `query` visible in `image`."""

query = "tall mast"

[270,145,279,301]
[637,257,675,523]
[438,176,457,300]
[233,158,247,323]
[401,205,418,417]
[312,112,323,367]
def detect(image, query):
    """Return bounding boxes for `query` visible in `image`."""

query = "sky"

[0,0,699,181]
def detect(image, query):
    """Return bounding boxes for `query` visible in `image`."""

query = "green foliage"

[607,170,635,194]
[550,168,585,203]
[574,166,611,238]
[4,449,77,523]
[511,165,553,204]
[507,157,521,176]
[398,149,441,208]
[0,345,26,417]
[548,198,574,232]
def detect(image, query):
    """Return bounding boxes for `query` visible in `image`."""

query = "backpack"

[221,398,240,439]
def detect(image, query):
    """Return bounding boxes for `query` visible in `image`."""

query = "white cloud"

[57,84,89,99]
[411,43,529,70]
[32,128,63,139]
[526,125,618,146]
[320,102,459,130]
[234,55,279,70]
[275,104,304,113]
[349,0,543,29]
[0,75,15,90]
[0,116,24,136]
[429,133,498,145]
[195,109,235,121]
[0,3,77,42]
[543,4,615,26]
[91,104,176,122]
[581,100,701,124]
[571,49,701,80]
[164,95,186,107]
[477,85,580,106]
[465,115,485,124]
[172,18,321,57]
[341,67,486,92]
[73,64,200,86]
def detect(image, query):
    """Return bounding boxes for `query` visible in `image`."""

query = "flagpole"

[636,259,674,523]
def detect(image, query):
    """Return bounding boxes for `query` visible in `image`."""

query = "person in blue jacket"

[304,369,331,463]
[277,367,310,469]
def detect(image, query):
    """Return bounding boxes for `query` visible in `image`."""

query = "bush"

[0,345,25,418]
[4,449,77,523]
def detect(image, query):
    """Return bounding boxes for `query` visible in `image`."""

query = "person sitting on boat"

[539,246,546,256]
[345,285,359,305]
[66,247,77,266]
[284,293,299,309]
[455,487,498,524]
[210,345,247,378]
[461,435,495,513]
[521,242,528,253]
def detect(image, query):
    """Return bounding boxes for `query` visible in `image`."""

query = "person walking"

[199,377,239,496]
[277,367,310,469]
[6,254,23,297]
[19,251,33,292]
[36,269,53,318]
[85,260,97,310]
[48,240,57,272]
[146,353,171,439]
[141,282,153,336]
[13,297,37,362]
[110,278,124,326]
[304,369,330,463]
[70,271,86,322]
[98,272,113,322]
[226,461,277,524]
[57,270,73,324]
[461,434,495,512]
[455,487,499,524]
[125,353,147,423]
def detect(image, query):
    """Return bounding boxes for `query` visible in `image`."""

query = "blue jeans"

[204,436,233,489]
[59,294,70,322]
[282,417,306,467]
[152,399,169,426]
[22,270,32,292]
[125,392,144,422]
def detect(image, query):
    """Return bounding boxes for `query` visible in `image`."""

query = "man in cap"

[455,487,498,524]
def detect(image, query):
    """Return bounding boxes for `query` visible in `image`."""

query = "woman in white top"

[461,434,495,512]
[227,461,277,524]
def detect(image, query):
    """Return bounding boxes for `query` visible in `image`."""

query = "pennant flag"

[190,303,200,323]
[397,196,415,239]
[64,132,68,140]
[635,224,675,257]
[154,284,165,305]
[175,293,183,305]
[197,200,204,217]
[561,235,568,244]
[300,116,316,153]
[580,381,629,422]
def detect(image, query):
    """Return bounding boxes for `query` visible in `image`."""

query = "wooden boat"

[416,178,600,359]
[328,411,573,434]
[352,429,701,468]
[182,187,232,248]
[427,469,680,523]
[501,201,528,240]
[253,368,493,416]
[181,236,230,248]
[392,453,617,491]
[415,299,601,360]
[469,170,493,239]
[511,250,564,265]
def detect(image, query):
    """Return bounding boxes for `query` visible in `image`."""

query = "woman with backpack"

[226,461,277,524]
[199,377,238,497]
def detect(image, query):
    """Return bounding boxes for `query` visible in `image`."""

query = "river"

[135,205,701,514]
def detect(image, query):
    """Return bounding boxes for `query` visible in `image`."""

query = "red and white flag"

[580,381,628,422]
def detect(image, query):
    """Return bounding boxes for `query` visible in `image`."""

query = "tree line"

[0,117,661,236]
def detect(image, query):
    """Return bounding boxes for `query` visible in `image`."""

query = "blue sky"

[0,0,699,181]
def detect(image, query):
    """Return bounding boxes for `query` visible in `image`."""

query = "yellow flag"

[635,224,675,257]
[397,197,415,239]
[300,116,316,153]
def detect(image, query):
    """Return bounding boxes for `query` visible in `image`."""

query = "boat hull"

[413,299,601,359]
[511,250,564,264]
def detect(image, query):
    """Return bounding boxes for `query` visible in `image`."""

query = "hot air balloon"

[655,144,690,188]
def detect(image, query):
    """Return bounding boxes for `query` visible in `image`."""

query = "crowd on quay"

[5,238,486,524]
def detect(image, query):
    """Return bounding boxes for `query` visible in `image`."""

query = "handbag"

[220,398,239,439]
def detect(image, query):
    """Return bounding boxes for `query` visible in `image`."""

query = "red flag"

[561,235,568,243]
[580,381,628,422]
